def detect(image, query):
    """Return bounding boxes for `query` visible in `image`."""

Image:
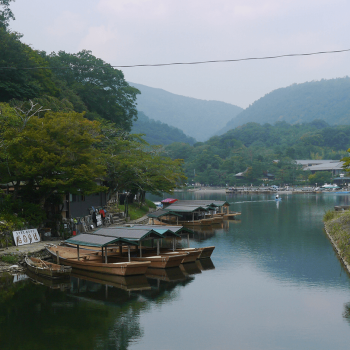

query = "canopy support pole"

[128,246,131,262]
[157,239,160,255]
[187,233,190,248]
[192,212,194,222]
[105,246,108,264]
[172,237,175,251]
[119,242,123,256]
[139,241,142,257]
[77,245,80,261]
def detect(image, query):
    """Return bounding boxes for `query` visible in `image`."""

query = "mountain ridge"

[217,77,350,134]
[130,82,243,141]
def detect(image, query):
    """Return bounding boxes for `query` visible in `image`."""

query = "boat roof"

[169,200,229,207]
[124,224,194,235]
[163,204,209,213]
[94,227,165,241]
[147,209,183,218]
[65,233,134,248]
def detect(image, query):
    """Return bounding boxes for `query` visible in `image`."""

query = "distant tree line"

[164,120,350,186]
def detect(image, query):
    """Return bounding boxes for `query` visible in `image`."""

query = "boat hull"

[46,246,151,276]
[25,256,72,279]
[197,246,215,259]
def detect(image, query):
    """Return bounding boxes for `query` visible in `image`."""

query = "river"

[1,192,350,349]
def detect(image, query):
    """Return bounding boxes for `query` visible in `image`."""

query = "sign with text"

[13,229,40,246]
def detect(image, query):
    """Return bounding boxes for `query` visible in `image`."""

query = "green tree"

[47,50,140,131]
[0,105,106,212]
[308,171,332,186]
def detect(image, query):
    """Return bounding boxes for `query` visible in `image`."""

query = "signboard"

[96,214,102,227]
[13,229,40,246]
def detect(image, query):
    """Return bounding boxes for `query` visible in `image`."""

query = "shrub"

[1,255,18,264]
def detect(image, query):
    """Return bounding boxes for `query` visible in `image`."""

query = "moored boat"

[197,246,215,259]
[25,256,72,279]
[46,246,151,276]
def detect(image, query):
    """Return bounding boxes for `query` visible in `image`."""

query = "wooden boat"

[197,246,215,259]
[25,256,72,279]
[128,254,186,269]
[63,244,186,269]
[140,247,201,264]
[46,246,151,276]
[178,218,215,226]
[223,212,241,220]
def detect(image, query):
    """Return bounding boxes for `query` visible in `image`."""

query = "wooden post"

[128,246,131,262]
[157,239,160,255]
[192,212,194,222]
[119,242,123,256]
[177,216,179,225]
[172,237,175,251]
[56,251,60,264]
[139,241,142,257]
[187,233,190,248]
[77,245,80,261]
[105,246,108,264]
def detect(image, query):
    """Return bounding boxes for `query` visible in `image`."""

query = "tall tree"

[0,105,106,209]
[47,50,140,131]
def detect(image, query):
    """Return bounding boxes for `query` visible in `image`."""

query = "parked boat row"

[148,199,241,226]
[44,225,215,277]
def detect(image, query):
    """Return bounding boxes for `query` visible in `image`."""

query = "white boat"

[322,183,339,189]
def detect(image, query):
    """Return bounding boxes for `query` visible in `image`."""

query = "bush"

[1,255,18,264]
[323,209,339,222]
[146,199,157,209]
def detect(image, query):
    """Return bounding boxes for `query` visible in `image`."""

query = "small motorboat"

[25,256,72,279]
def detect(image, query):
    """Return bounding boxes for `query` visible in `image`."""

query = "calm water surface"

[2,192,350,350]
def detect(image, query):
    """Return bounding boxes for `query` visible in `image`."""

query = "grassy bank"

[323,209,350,267]
[118,199,156,221]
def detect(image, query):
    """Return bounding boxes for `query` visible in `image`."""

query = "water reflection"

[4,191,350,349]
[0,256,215,350]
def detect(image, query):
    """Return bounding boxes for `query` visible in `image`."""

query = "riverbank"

[324,210,350,273]
[0,240,62,274]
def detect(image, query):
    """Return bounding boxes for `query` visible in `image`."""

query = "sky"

[8,0,350,108]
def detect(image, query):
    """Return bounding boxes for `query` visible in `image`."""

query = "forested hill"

[130,82,243,142]
[164,120,350,186]
[217,77,350,134]
[132,111,196,145]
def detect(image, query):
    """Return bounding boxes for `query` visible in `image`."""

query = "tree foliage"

[165,120,350,186]
[46,50,140,131]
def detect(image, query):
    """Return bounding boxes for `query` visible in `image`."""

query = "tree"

[0,0,14,29]
[0,27,58,102]
[308,171,332,186]
[47,50,140,131]
[98,121,186,203]
[0,105,107,211]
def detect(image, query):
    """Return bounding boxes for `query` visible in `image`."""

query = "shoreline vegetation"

[323,209,350,273]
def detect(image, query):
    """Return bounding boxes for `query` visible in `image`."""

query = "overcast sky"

[9,0,350,108]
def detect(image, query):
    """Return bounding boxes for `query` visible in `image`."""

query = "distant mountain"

[132,111,196,145]
[130,82,243,142]
[217,77,350,134]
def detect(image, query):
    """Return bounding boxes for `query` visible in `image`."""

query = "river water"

[2,192,350,350]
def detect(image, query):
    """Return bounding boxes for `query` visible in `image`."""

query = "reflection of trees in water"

[343,302,350,322]
[0,274,139,350]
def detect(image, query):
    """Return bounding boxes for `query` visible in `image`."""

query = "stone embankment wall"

[324,211,350,273]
